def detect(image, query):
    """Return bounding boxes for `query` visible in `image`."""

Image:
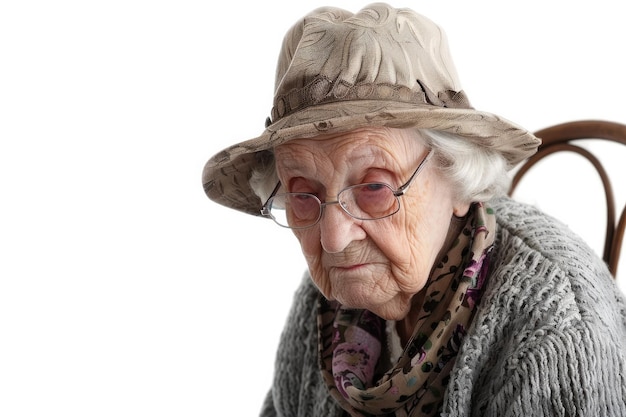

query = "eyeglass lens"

[267,183,400,228]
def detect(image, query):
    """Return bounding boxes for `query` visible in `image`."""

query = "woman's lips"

[340,264,365,270]
[333,263,368,272]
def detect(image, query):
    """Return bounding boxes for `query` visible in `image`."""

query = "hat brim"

[202,100,540,216]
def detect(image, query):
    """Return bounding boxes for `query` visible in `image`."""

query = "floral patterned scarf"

[317,202,495,416]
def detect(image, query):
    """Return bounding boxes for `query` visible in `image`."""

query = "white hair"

[249,128,511,204]
[249,151,278,203]
[419,128,510,203]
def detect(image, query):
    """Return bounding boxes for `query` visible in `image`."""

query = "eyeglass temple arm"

[394,148,434,196]
[260,182,282,215]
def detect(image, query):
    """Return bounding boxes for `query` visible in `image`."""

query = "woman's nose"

[319,202,366,253]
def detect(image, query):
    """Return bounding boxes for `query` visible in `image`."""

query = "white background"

[1,1,625,416]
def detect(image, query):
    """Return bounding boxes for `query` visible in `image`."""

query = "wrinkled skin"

[274,127,470,342]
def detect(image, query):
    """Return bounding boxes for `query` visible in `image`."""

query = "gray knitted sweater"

[260,197,626,416]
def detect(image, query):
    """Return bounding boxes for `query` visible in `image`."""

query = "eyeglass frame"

[260,148,434,229]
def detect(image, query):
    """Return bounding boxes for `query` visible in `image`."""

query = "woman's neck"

[395,209,470,346]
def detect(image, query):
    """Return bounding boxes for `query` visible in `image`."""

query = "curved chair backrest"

[509,119,626,278]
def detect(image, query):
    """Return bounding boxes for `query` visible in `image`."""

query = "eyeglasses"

[260,149,433,229]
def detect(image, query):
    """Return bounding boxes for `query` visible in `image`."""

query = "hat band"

[269,75,472,124]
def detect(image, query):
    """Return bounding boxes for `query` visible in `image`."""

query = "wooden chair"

[509,119,626,278]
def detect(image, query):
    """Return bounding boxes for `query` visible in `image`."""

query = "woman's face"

[274,127,469,321]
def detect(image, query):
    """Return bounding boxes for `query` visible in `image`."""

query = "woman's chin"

[334,291,408,320]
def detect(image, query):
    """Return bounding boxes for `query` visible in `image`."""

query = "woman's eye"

[293,193,316,202]
[363,183,387,192]
[288,194,320,220]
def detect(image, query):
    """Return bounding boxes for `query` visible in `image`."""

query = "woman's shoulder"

[489,196,609,281]
[489,195,588,246]
[445,197,626,415]
[273,272,319,327]
[484,196,625,333]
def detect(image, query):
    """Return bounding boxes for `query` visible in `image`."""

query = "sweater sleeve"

[259,390,276,417]
[478,320,626,416]
[259,272,343,417]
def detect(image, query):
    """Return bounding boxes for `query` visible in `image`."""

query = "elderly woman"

[202,4,626,416]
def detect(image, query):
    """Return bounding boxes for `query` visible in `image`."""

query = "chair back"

[509,119,626,278]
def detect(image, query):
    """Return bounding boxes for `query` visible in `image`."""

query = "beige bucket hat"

[202,3,540,216]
